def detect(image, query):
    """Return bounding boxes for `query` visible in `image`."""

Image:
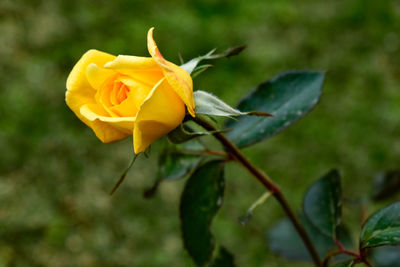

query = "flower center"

[110,80,130,106]
[95,74,153,118]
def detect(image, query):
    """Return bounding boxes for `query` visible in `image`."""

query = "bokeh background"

[1,0,400,266]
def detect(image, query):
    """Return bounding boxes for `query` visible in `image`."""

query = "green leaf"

[331,260,354,267]
[209,246,235,267]
[303,169,342,238]
[181,45,246,74]
[360,201,400,249]
[194,90,272,119]
[267,214,352,262]
[143,149,202,198]
[180,160,226,266]
[157,151,201,181]
[225,71,325,148]
[372,170,400,201]
[371,246,400,267]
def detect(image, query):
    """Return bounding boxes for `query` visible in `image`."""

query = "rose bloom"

[66,28,195,154]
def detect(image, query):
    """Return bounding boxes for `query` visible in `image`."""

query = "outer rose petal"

[66,49,128,142]
[104,55,164,87]
[80,104,135,134]
[147,28,195,117]
[133,78,185,153]
[104,55,159,70]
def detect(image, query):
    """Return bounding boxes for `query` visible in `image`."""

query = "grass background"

[0,0,399,266]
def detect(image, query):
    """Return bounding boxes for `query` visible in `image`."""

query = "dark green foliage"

[360,202,400,249]
[372,171,400,201]
[331,260,354,267]
[144,145,203,198]
[226,71,325,148]
[303,170,342,238]
[209,246,236,267]
[371,246,400,267]
[157,151,202,181]
[267,214,352,262]
[180,160,229,266]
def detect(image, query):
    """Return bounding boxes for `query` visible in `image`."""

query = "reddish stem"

[321,240,372,267]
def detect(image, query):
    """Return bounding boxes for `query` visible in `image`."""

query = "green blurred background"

[1,0,399,266]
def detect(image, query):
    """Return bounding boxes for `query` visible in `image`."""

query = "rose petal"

[104,55,159,70]
[80,104,135,136]
[86,63,115,90]
[133,78,185,153]
[66,50,129,143]
[104,54,164,87]
[147,28,195,117]
[66,49,115,94]
[111,77,152,115]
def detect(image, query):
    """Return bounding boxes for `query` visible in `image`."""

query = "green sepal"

[181,45,246,74]
[194,90,272,118]
[167,123,226,144]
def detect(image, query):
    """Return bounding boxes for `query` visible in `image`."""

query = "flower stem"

[193,116,321,266]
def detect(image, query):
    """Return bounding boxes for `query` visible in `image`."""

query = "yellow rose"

[66,28,195,154]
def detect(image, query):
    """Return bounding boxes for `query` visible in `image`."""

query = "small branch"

[193,116,321,266]
[321,249,342,267]
[109,154,139,195]
[247,111,274,117]
[321,240,372,267]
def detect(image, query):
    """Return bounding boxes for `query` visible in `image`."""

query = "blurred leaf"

[181,45,246,74]
[157,152,202,181]
[371,246,400,267]
[372,170,400,201]
[303,169,342,238]
[331,259,354,267]
[226,71,325,148]
[238,191,272,227]
[180,138,208,151]
[267,214,353,262]
[360,201,400,249]
[144,149,202,198]
[194,90,272,118]
[180,160,225,266]
[209,246,235,267]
